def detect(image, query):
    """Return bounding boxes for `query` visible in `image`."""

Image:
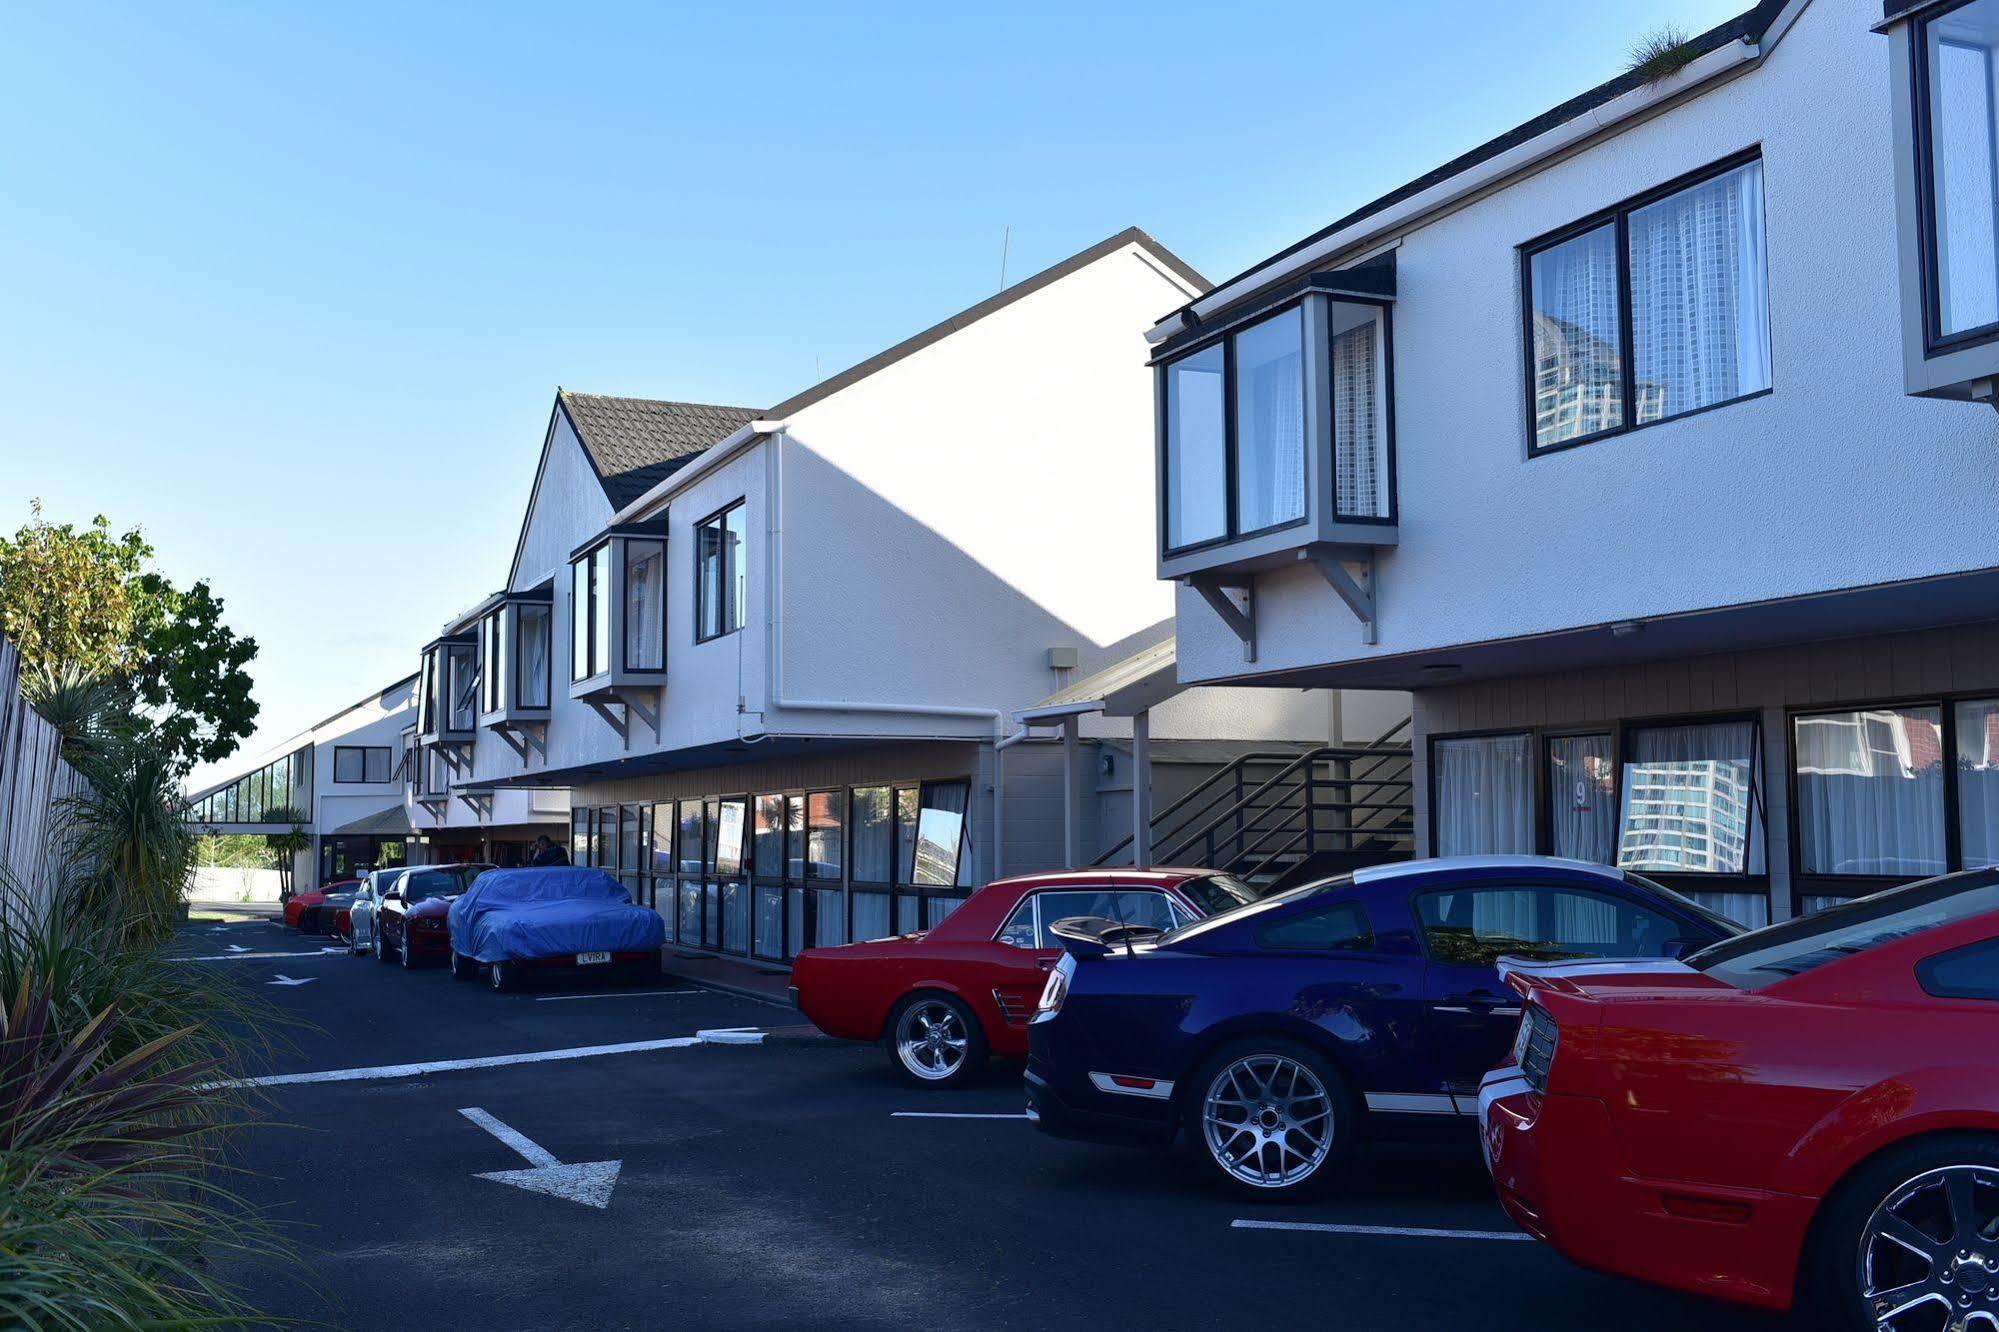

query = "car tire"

[1801,1132,1999,1331]
[451,950,479,982]
[373,930,392,964]
[490,960,520,993]
[885,992,987,1088]
[1185,1036,1356,1202]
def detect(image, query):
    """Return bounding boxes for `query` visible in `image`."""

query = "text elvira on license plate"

[577,951,611,965]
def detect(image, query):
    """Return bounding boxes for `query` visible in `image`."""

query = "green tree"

[0,501,259,770]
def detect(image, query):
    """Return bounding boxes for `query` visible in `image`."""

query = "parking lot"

[185,917,1791,1331]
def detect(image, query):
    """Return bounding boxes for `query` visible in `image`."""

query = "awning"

[1014,637,1183,724]
[328,804,414,837]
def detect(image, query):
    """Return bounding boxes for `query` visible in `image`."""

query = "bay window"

[472,591,554,727]
[568,522,668,697]
[1523,153,1770,454]
[418,634,477,743]
[1156,274,1397,578]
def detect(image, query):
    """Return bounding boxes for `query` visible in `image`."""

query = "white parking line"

[890,1111,1032,1120]
[1230,1219,1532,1242]
[209,1036,706,1088]
[180,951,342,962]
[534,990,694,1003]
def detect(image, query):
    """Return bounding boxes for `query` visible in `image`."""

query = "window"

[1330,302,1391,520]
[1618,720,1764,875]
[333,746,392,784]
[850,787,893,883]
[447,641,478,732]
[650,806,674,879]
[619,805,640,876]
[909,780,971,887]
[715,798,747,878]
[624,539,665,672]
[516,603,552,708]
[481,610,501,713]
[753,795,785,878]
[1920,1,1999,344]
[696,502,747,641]
[806,791,842,879]
[1920,937,1999,1001]
[1416,884,1687,966]
[1547,734,1615,863]
[1432,734,1532,856]
[1524,155,1770,454]
[1257,902,1375,951]
[1164,343,1225,549]
[1161,308,1305,553]
[998,889,1181,950]
[1959,698,1999,868]
[1794,706,1948,879]
[570,546,612,682]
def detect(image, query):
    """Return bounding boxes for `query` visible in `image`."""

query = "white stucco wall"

[1177,0,1999,686]
[309,677,417,835]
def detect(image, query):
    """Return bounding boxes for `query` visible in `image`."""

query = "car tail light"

[1034,955,1073,1020]
[1516,1005,1558,1095]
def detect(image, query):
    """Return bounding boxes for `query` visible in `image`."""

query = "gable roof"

[1177,0,1796,320]
[557,390,761,508]
[765,227,1209,421]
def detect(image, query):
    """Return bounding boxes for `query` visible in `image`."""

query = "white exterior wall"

[310,680,417,840]
[1176,0,1999,686]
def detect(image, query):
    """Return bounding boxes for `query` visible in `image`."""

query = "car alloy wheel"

[1200,1053,1335,1191]
[894,998,970,1082]
[1858,1165,1999,1331]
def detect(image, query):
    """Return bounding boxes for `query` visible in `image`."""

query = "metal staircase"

[1094,717,1415,890]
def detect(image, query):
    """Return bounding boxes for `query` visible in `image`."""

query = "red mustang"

[791,868,1255,1087]
[284,877,359,931]
[1481,867,1999,1331]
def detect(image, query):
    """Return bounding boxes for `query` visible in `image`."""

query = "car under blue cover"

[1024,855,1740,1199]
[447,866,664,989]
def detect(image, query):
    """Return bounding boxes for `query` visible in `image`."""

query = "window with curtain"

[696,502,747,641]
[850,787,892,883]
[1416,885,1689,965]
[1924,1,1999,339]
[1956,698,1999,868]
[448,644,478,731]
[618,805,640,877]
[912,780,971,887]
[753,795,784,878]
[1525,156,1769,453]
[786,794,806,879]
[1617,720,1764,875]
[807,791,842,879]
[650,805,673,879]
[1331,305,1389,520]
[1794,707,1947,878]
[516,603,551,708]
[714,799,747,878]
[1232,306,1306,535]
[895,787,921,882]
[1547,734,1615,864]
[624,540,664,671]
[1432,735,1532,856]
[677,801,706,876]
[1164,343,1226,550]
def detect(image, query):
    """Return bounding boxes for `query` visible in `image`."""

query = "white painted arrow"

[458,1107,620,1209]
[268,974,315,987]
[225,944,249,953]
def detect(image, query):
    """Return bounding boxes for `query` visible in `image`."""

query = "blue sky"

[0,0,1748,784]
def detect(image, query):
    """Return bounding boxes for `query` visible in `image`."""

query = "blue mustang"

[1024,855,1739,1198]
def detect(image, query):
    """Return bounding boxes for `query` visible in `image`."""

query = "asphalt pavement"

[185,918,1796,1331]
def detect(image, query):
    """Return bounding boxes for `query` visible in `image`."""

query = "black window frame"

[332,745,392,785]
[694,500,747,644]
[1912,0,1999,356]
[621,537,668,674]
[514,599,553,710]
[1518,148,1772,458]
[1157,301,1313,559]
[570,546,605,682]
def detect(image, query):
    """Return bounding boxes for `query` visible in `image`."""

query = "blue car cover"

[447,866,664,964]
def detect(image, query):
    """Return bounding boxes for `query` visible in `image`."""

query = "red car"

[1481,867,1999,1331]
[791,868,1256,1087]
[374,863,493,968]
[285,878,359,931]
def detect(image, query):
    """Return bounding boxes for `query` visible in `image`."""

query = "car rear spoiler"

[1497,956,1597,1001]
[1048,915,1165,960]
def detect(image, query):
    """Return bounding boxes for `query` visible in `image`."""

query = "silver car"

[345,867,410,955]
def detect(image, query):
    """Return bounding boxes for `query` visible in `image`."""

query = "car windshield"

[1620,871,1745,938]
[1174,873,1261,917]
[1687,869,1999,990]
[403,867,476,903]
[1155,874,1357,946]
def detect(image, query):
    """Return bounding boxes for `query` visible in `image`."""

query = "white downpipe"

[762,431,1006,879]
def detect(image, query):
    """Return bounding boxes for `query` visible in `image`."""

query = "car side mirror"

[384,891,402,903]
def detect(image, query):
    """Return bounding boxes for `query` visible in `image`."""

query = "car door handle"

[1036,958,1057,972]
[1433,994,1522,1017]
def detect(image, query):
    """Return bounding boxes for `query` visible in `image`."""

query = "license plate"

[577,951,611,966]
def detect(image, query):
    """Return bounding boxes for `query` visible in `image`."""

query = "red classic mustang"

[1481,867,1999,1331]
[792,868,1256,1087]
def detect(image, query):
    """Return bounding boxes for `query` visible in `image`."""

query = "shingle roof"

[557,391,761,508]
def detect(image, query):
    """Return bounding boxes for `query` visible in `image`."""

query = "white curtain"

[1433,735,1533,856]
[1529,223,1624,448]
[1691,891,1769,929]
[1794,708,1947,876]
[913,781,971,887]
[1547,734,1615,864]
[850,787,893,882]
[1331,315,1384,519]
[1232,308,1305,532]
[1958,699,1999,869]
[625,544,663,670]
[850,890,890,942]
[1618,721,1764,875]
[1628,159,1770,421]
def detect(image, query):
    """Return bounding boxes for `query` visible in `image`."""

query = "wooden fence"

[0,636,89,915]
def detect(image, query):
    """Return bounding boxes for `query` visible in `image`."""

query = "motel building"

[1149,0,1999,927]
[400,230,1414,971]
